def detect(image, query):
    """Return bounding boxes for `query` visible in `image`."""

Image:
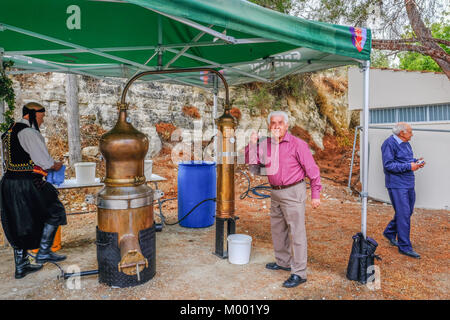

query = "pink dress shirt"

[245,132,322,199]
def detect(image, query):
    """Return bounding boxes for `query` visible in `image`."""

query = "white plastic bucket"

[227,234,252,265]
[144,160,153,181]
[74,162,96,184]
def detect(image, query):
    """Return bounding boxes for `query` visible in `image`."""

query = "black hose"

[237,169,316,200]
[238,169,271,200]
[164,198,216,226]
[62,269,98,280]
[28,252,66,278]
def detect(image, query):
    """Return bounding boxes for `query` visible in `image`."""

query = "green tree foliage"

[247,0,292,13]
[370,50,391,68]
[398,21,450,72]
[290,0,449,78]
[0,60,16,132]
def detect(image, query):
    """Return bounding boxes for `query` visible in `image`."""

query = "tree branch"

[401,0,450,79]
[372,39,450,65]
[390,37,450,47]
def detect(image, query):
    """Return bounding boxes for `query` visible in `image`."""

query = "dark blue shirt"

[381,135,417,189]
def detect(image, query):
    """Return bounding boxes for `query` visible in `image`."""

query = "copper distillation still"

[95,68,237,288]
[96,102,156,287]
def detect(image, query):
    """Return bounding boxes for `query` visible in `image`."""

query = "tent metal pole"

[164,26,212,69]
[5,38,275,57]
[157,15,163,70]
[61,64,119,71]
[271,53,331,82]
[0,24,159,72]
[144,8,237,44]
[213,75,218,163]
[7,69,58,75]
[165,48,270,82]
[361,60,370,239]
[9,55,120,83]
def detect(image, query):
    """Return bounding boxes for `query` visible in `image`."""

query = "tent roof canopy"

[0,0,371,89]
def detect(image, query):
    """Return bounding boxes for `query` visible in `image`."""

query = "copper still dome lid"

[100,106,149,187]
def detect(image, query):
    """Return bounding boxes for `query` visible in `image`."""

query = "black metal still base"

[214,216,238,259]
[96,225,156,288]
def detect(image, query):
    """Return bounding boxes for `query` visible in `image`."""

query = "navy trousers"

[383,188,416,252]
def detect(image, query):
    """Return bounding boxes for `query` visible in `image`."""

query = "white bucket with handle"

[74,162,96,184]
[227,234,252,265]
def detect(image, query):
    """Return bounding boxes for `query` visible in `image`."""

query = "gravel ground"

[0,173,448,300]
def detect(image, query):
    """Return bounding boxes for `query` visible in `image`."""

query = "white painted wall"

[349,67,450,110]
[361,122,450,210]
[349,67,450,210]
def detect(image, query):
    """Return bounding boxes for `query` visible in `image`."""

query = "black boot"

[14,248,43,279]
[35,224,66,263]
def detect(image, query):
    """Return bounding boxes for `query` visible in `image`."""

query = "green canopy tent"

[0,0,372,237]
[0,0,371,86]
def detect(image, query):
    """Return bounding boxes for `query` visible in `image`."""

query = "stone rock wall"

[10,69,354,158]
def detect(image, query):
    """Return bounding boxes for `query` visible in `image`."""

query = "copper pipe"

[120,68,230,107]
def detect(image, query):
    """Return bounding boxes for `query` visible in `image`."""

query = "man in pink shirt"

[245,111,321,288]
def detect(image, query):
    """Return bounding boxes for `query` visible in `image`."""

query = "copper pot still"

[96,103,155,286]
[111,67,237,263]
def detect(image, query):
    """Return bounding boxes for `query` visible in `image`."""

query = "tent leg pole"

[361,60,370,239]
[213,75,218,163]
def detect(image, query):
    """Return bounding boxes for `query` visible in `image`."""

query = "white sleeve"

[17,128,55,170]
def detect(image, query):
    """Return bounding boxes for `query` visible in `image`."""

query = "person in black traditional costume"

[1,102,67,279]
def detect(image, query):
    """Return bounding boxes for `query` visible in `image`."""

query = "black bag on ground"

[346,232,381,284]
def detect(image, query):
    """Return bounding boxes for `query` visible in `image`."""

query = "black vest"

[2,122,36,178]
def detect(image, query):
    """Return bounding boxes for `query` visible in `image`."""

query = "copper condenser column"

[214,107,238,258]
[96,103,156,288]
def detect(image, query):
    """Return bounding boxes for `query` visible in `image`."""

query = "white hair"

[268,111,289,125]
[392,123,409,135]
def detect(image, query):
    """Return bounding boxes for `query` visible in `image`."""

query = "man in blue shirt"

[381,122,425,259]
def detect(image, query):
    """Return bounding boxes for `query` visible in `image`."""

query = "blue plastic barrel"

[177,161,216,228]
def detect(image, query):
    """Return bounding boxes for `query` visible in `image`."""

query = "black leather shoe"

[14,249,43,279]
[399,249,420,259]
[35,224,66,264]
[282,274,307,288]
[383,233,399,247]
[265,262,291,271]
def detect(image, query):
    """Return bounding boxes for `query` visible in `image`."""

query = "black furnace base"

[96,225,156,288]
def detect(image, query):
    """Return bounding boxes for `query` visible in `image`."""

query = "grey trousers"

[270,181,307,278]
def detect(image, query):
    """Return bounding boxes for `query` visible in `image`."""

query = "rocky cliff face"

[10,68,355,159]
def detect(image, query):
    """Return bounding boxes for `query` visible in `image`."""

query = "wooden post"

[65,73,81,166]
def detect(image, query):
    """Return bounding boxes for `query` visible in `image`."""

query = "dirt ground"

[0,137,449,300]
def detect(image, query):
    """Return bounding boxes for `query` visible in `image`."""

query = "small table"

[55,174,169,220]
[56,177,103,190]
